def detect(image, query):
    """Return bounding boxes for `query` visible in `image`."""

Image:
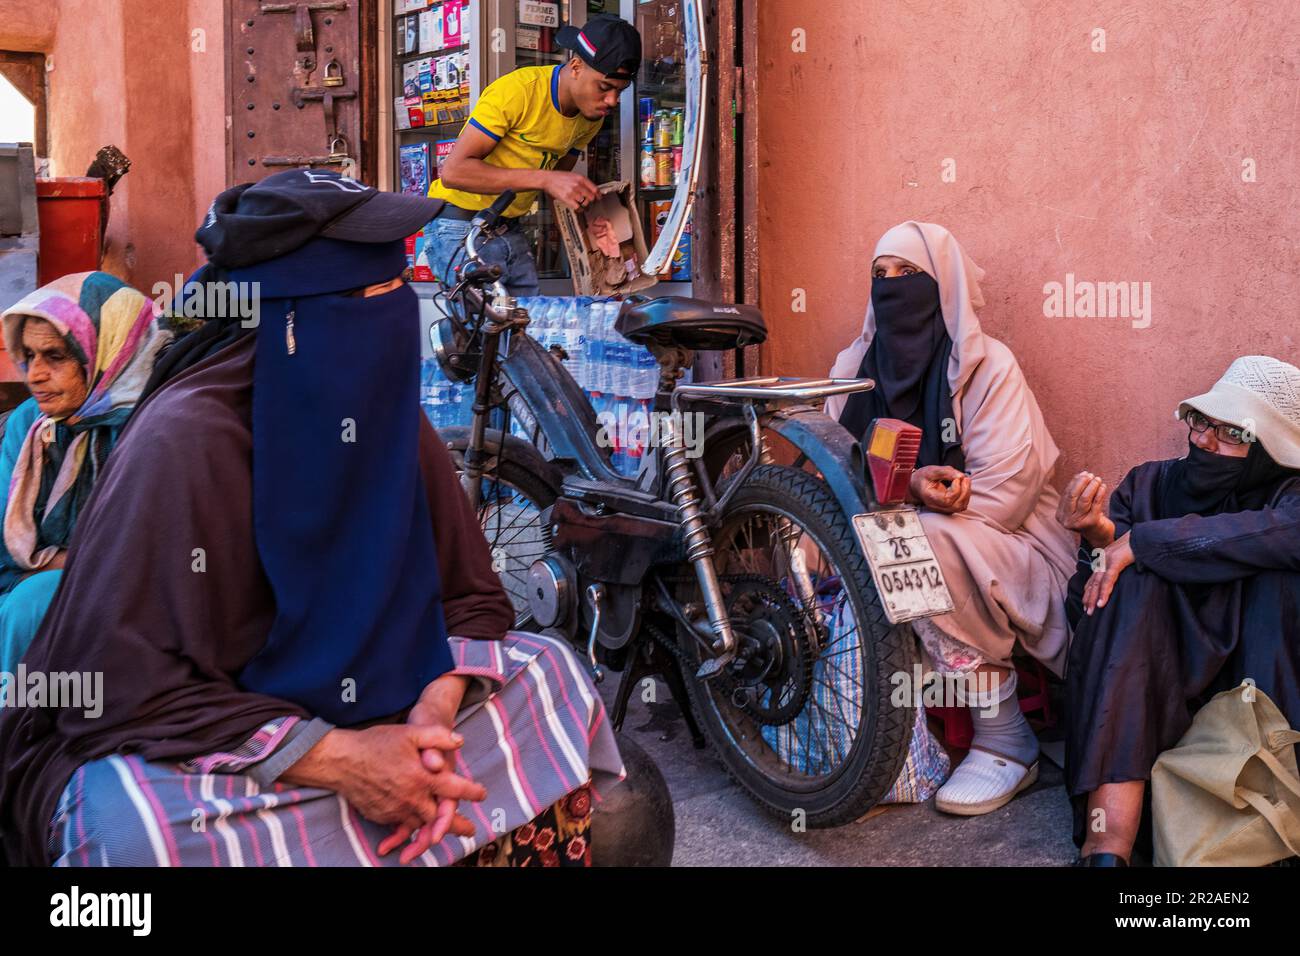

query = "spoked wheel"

[447,447,557,623]
[676,463,917,827]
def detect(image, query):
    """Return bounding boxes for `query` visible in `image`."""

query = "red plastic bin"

[35,178,106,286]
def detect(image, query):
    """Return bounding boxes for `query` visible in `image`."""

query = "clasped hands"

[1057,471,1134,616]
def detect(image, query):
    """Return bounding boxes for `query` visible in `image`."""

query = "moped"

[433,192,955,825]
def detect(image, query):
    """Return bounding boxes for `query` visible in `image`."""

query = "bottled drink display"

[419,296,659,478]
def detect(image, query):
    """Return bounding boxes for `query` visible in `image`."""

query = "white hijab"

[828,222,989,421]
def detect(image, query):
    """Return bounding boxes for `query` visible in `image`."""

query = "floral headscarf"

[0,271,171,569]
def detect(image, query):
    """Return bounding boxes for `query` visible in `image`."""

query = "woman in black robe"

[1059,355,1300,866]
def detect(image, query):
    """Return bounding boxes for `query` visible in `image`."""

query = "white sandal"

[934,746,1038,816]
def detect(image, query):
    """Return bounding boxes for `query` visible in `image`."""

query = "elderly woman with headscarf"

[827,222,1076,816]
[1059,356,1300,866]
[0,273,170,674]
[0,170,622,867]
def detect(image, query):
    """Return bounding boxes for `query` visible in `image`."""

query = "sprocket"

[714,575,814,726]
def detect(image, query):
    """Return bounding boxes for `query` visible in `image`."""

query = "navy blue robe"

[1064,458,1300,852]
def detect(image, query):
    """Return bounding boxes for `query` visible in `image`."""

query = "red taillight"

[866,419,922,505]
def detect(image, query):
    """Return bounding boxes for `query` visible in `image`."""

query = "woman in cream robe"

[827,222,1076,815]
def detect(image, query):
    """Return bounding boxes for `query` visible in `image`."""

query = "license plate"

[852,508,954,625]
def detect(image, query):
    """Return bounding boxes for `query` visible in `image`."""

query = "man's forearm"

[441,158,549,196]
[280,728,352,791]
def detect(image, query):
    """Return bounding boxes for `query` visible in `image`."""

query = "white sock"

[969,671,1039,766]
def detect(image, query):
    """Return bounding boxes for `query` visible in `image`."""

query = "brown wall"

[1,0,225,291]
[755,1,1300,491]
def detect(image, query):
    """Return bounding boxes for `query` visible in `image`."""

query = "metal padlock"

[328,135,350,159]
[322,59,345,87]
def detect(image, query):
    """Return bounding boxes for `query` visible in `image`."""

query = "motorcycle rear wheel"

[676,463,918,827]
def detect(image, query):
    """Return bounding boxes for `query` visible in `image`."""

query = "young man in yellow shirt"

[425,14,642,295]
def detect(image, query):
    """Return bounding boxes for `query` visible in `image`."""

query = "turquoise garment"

[0,570,62,673]
[0,399,41,598]
[0,398,112,672]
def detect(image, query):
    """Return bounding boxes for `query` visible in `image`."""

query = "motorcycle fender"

[705,406,877,518]
[439,425,563,494]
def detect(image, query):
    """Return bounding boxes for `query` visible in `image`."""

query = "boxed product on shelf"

[435,139,457,176]
[647,199,672,276]
[406,232,436,283]
[671,220,692,282]
[394,96,412,131]
[399,142,431,196]
[406,97,426,128]
[418,57,434,91]
[443,0,464,46]
[555,181,658,297]
[418,9,434,53]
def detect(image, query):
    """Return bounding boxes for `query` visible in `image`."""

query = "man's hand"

[283,724,486,860]
[544,171,600,211]
[909,465,971,514]
[378,673,477,864]
[1082,531,1135,616]
[1058,471,1116,548]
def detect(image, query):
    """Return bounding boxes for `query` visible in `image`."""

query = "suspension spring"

[662,423,713,562]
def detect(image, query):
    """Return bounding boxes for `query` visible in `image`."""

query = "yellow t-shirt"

[429,65,603,220]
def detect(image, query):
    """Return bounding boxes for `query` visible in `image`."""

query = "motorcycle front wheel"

[675,463,918,828]
[445,437,558,624]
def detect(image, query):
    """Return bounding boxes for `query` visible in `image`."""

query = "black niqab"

[1162,440,1296,518]
[839,271,965,469]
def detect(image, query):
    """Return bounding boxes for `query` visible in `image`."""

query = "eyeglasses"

[1185,409,1250,446]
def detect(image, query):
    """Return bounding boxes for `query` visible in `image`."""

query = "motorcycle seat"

[615,296,767,351]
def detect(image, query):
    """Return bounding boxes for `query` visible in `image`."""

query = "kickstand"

[610,634,708,750]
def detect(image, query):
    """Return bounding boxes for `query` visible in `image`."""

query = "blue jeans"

[423,215,541,297]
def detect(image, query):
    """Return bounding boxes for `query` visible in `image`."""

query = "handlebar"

[460,190,516,301]
[472,190,517,231]
[462,263,503,286]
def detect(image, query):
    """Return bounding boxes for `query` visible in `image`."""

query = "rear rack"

[672,376,874,406]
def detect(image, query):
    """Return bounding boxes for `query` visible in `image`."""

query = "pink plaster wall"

[1,0,225,290]
[755,1,1300,492]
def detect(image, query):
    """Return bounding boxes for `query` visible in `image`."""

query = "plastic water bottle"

[563,299,585,385]
[586,302,609,396]
[420,358,438,428]
[446,378,465,428]
[634,343,659,401]
[531,297,550,350]
[547,299,569,355]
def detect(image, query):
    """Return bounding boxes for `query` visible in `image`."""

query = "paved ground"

[600,679,1079,867]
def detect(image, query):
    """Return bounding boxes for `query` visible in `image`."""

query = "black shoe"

[1073,852,1128,867]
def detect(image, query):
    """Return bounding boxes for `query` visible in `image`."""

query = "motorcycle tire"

[444,429,559,625]
[676,463,918,828]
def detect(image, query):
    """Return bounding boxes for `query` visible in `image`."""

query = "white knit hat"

[1177,355,1300,468]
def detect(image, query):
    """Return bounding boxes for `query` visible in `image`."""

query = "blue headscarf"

[230,237,452,724]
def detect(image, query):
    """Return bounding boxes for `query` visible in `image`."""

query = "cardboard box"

[554,181,658,297]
